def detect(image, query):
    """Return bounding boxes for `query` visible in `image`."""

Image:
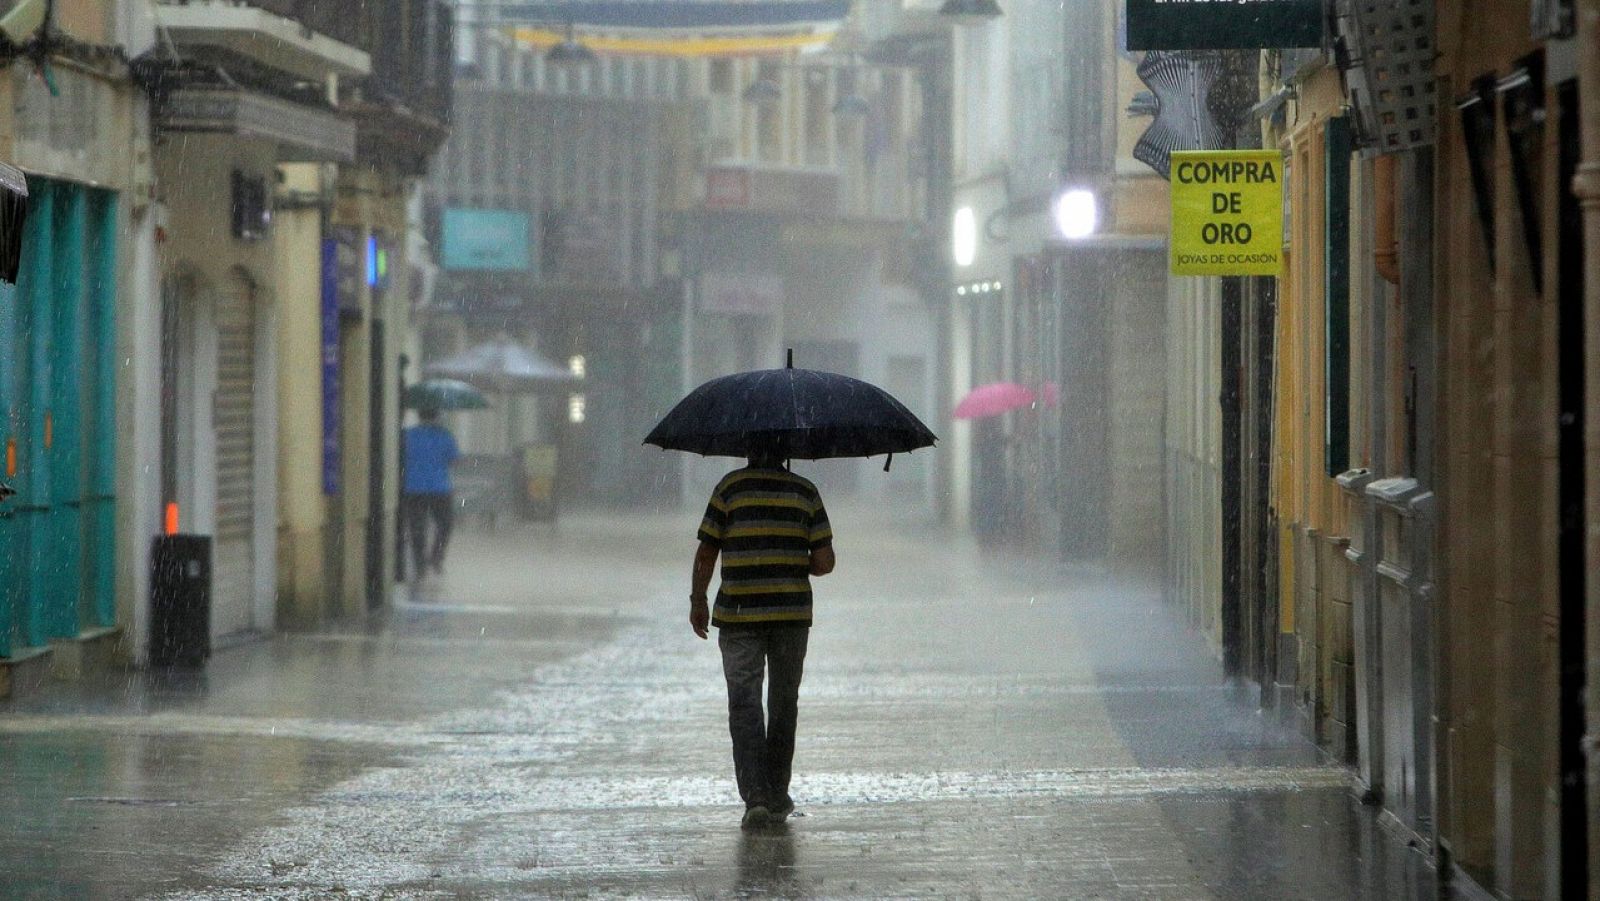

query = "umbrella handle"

[883,453,893,473]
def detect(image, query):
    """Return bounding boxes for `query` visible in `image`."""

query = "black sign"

[1125,0,1323,51]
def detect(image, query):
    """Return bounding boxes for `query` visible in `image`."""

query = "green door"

[0,178,118,660]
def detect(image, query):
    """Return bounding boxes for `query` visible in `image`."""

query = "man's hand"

[809,545,836,576]
[690,596,710,639]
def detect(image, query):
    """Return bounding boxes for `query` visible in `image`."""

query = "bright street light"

[1054,189,1098,240]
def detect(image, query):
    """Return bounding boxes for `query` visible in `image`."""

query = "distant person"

[689,446,835,830]
[402,408,460,581]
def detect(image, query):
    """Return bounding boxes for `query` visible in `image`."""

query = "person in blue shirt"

[402,408,461,580]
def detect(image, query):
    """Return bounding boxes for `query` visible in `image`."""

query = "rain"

[0,1,1590,899]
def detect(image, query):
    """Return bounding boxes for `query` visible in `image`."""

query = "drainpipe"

[1373,154,1400,286]
[1574,0,1600,889]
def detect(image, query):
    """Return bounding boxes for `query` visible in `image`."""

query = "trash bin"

[150,534,212,668]
[519,443,559,522]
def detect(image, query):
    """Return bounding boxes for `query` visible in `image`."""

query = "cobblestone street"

[1,505,1429,899]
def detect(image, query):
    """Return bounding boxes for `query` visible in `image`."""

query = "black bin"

[150,534,212,668]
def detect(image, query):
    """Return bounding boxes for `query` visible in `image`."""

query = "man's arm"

[690,540,719,639]
[810,545,835,576]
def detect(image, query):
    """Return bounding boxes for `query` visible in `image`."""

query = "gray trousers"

[718,627,809,808]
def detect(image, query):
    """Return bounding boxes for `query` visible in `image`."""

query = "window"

[710,58,733,94]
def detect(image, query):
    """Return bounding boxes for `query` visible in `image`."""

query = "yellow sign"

[1169,150,1284,276]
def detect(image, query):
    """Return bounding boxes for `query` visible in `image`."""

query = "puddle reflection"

[735,824,801,898]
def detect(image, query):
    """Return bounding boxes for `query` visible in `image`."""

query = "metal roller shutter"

[212,280,256,636]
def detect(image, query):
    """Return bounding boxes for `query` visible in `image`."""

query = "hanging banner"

[1169,150,1283,276]
[320,237,343,495]
[1125,0,1323,51]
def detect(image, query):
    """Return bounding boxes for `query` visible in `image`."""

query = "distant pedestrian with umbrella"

[402,378,481,582]
[648,351,935,830]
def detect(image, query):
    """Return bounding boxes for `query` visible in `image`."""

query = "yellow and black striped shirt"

[698,467,832,629]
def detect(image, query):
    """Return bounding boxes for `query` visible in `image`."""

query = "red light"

[164,502,180,536]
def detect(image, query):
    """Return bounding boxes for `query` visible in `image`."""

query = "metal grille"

[213,282,257,543]
[212,279,258,635]
[1337,0,1437,154]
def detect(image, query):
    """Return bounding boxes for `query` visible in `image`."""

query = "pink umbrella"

[953,382,1037,419]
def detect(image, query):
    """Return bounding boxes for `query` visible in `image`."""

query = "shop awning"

[499,0,849,57]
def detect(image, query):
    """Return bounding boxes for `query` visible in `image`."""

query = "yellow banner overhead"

[1169,150,1284,276]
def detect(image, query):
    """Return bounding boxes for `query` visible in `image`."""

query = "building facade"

[0,0,142,690]
[919,0,1168,572]
[1156,0,1600,894]
[424,23,690,512]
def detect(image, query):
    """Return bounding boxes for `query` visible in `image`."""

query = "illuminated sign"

[441,208,532,272]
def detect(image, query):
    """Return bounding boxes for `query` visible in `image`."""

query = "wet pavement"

[1,500,1432,899]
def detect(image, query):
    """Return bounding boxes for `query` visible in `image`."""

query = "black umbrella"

[644,351,936,468]
[0,161,28,285]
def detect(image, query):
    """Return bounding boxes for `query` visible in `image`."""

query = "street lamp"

[741,76,781,105]
[939,0,1003,23]
[545,22,597,66]
[831,66,870,117]
[1053,189,1098,240]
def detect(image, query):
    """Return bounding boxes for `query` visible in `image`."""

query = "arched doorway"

[160,266,269,642]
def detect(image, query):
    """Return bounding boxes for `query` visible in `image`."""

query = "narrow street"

[2,503,1425,899]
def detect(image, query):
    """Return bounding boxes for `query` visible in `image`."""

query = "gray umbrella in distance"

[424,335,580,394]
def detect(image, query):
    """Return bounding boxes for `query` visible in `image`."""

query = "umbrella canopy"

[0,162,28,285]
[404,378,489,411]
[953,382,1037,419]
[424,336,580,394]
[645,365,937,461]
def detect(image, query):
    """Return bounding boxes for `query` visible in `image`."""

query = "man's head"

[419,408,441,424]
[746,434,786,469]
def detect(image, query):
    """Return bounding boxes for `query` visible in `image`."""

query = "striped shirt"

[697,467,832,629]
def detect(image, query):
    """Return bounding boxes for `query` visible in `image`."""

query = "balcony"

[344,0,454,172]
[153,85,355,161]
[153,1,370,82]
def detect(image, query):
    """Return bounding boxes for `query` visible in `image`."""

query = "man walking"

[402,408,460,582]
[690,448,835,829]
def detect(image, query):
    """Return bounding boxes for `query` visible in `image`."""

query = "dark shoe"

[740,805,770,830]
[770,797,795,821]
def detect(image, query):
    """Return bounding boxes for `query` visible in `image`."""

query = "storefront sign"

[1169,150,1283,276]
[1125,0,1323,51]
[441,208,531,271]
